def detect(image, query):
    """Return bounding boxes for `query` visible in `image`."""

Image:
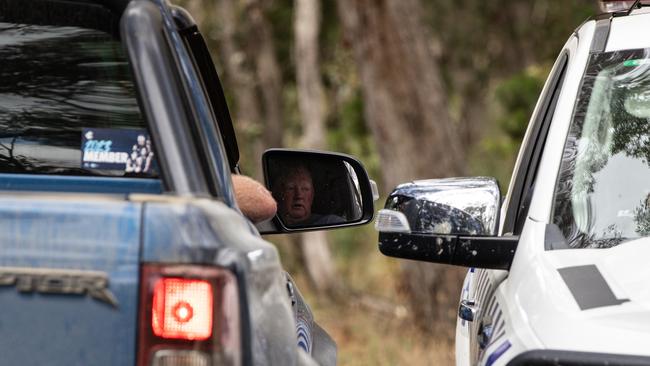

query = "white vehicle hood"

[519,237,650,356]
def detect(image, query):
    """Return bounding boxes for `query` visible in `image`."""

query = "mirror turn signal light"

[375,209,411,233]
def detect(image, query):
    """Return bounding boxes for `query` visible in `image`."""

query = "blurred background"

[177,1,598,364]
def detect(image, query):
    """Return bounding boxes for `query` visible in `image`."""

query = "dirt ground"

[312,298,456,365]
[280,225,458,366]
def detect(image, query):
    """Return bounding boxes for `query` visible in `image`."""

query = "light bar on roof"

[600,0,650,13]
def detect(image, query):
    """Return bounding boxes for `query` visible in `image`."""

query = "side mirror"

[375,177,518,270]
[257,148,377,234]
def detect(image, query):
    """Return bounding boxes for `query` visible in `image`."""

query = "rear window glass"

[0,22,157,178]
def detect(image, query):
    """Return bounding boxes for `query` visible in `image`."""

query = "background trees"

[179,0,595,363]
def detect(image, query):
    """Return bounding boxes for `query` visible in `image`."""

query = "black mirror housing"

[258,148,375,234]
[378,232,518,270]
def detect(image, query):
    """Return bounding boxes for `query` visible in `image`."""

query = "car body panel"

[0,194,141,365]
[521,238,650,353]
[607,10,650,52]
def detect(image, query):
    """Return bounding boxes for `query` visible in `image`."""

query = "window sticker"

[82,128,155,174]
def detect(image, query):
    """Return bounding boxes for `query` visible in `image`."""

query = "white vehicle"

[375,1,650,365]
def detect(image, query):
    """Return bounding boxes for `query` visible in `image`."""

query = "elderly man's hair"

[272,163,313,198]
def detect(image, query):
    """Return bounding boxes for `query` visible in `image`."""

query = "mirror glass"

[266,154,363,229]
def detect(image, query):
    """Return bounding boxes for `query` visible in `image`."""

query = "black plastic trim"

[515,52,568,233]
[590,18,611,54]
[172,7,240,172]
[504,51,569,235]
[508,350,650,366]
[456,236,518,269]
[378,232,518,270]
[170,5,194,29]
[627,0,644,15]
[544,223,569,250]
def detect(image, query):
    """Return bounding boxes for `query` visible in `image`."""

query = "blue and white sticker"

[296,318,312,353]
[82,128,154,174]
[485,340,511,366]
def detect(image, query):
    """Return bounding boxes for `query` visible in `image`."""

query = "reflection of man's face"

[280,169,314,225]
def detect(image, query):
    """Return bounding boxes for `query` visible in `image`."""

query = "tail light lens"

[152,278,213,340]
[138,264,240,366]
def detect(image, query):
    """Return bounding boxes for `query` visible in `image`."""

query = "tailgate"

[0,196,142,365]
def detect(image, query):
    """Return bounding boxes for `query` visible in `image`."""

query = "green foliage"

[267,0,294,82]
[494,70,545,140]
[320,0,341,63]
[422,1,595,191]
[469,66,547,188]
[326,90,381,182]
[328,219,375,261]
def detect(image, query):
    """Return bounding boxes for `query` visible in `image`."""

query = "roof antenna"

[627,0,642,15]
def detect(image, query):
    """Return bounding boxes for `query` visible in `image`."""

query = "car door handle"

[458,299,479,322]
[478,318,494,349]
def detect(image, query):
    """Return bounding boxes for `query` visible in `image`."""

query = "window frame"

[502,51,570,235]
[121,0,213,196]
[139,3,238,206]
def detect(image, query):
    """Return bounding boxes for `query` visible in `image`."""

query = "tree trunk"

[216,0,264,175]
[183,0,206,27]
[337,0,465,335]
[337,0,465,189]
[215,0,284,178]
[246,0,284,151]
[294,0,339,295]
[298,232,339,294]
[295,0,326,150]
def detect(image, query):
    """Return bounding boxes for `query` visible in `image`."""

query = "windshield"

[553,48,650,249]
[0,22,157,178]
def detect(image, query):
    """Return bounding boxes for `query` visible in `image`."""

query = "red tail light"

[137,264,240,366]
[152,278,213,340]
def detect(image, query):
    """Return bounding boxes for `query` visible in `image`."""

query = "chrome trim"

[385,177,501,236]
[459,299,479,322]
[0,266,118,307]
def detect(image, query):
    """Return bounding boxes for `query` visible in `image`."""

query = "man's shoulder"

[310,214,345,225]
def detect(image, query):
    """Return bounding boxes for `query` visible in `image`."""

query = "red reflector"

[152,278,213,340]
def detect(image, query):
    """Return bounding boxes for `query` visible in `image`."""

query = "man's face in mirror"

[280,167,314,225]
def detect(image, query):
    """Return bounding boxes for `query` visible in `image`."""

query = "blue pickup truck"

[0,1,376,365]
